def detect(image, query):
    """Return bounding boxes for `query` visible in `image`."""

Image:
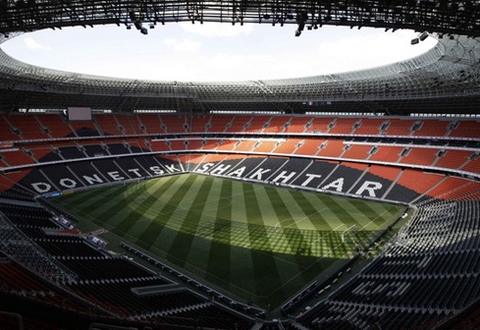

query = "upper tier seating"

[0,114,478,140]
[353,118,386,135]
[160,114,187,134]
[283,116,309,133]
[449,120,480,138]
[226,115,253,133]
[36,114,74,138]
[328,118,358,134]
[7,115,50,140]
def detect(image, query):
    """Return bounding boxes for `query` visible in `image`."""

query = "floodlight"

[295,11,307,37]
[419,31,429,41]
[134,21,142,30]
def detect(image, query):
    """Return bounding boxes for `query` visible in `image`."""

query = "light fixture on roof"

[419,31,429,41]
[134,20,142,30]
[128,10,148,35]
[295,11,308,37]
[412,31,429,45]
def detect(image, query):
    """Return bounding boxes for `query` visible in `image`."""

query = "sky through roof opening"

[1,23,437,82]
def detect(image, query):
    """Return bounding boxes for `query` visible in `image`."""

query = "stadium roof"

[0,0,480,115]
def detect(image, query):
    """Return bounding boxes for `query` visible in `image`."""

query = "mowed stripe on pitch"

[244,182,283,298]
[258,186,314,294]
[302,192,349,230]
[167,175,214,269]
[263,186,318,266]
[204,177,233,287]
[228,179,257,296]
[61,184,129,218]
[135,174,202,252]
[109,174,186,249]
[183,176,223,275]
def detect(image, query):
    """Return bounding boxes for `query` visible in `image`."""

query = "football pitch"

[49,173,407,309]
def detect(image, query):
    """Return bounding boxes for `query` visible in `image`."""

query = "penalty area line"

[272,207,328,232]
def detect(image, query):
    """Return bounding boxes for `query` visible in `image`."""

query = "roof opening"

[1,23,437,82]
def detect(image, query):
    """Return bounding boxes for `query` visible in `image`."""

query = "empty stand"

[91,159,129,181]
[283,116,309,133]
[244,115,270,133]
[36,114,73,138]
[0,116,23,141]
[114,114,138,135]
[234,139,257,152]
[57,145,87,159]
[83,144,107,158]
[94,114,122,135]
[186,139,203,150]
[323,161,368,193]
[150,140,171,152]
[160,114,187,133]
[425,177,480,201]
[383,119,416,136]
[30,145,62,163]
[353,118,386,135]
[215,139,237,151]
[291,159,338,188]
[414,119,451,137]
[342,144,373,160]
[253,140,277,153]
[400,147,438,166]
[435,149,471,170]
[367,164,402,182]
[105,143,131,155]
[206,115,231,133]
[68,121,100,137]
[169,139,187,151]
[130,114,146,134]
[7,115,50,140]
[263,116,289,133]
[189,115,211,133]
[387,169,445,202]
[294,139,323,156]
[304,117,332,133]
[200,139,221,150]
[136,113,163,134]
[369,145,404,163]
[449,120,480,138]
[0,148,36,166]
[226,115,252,133]
[462,154,480,174]
[272,138,302,154]
[317,140,346,158]
[328,118,358,134]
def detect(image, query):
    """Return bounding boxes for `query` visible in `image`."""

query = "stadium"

[0,1,479,329]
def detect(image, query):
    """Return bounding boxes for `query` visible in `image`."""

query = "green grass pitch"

[50,173,406,309]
